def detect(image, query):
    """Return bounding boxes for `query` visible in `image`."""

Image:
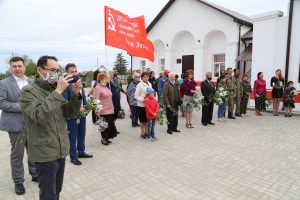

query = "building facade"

[132,0,252,81]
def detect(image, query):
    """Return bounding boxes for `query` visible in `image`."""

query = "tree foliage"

[113,53,128,75]
[0,54,37,80]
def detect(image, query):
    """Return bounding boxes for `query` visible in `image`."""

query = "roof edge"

[146,0,176,33]
[146,0,253,33]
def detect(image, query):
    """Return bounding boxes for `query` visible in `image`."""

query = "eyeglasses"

[44,67,59,72]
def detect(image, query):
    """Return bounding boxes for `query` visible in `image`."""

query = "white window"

[140,60,146,72]
[160,58,165,71]
[213,54,225,77]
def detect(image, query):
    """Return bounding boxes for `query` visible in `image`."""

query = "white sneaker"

[245,113,249,116]
[218,118,222,122]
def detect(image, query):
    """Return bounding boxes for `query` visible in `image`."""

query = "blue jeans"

[147,119,156,139]
[218,99,226,118]
[66,118,86,160]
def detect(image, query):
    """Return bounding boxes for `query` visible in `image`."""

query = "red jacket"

[144,94,160,120]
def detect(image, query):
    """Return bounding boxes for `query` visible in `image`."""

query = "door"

[182,55,194,74]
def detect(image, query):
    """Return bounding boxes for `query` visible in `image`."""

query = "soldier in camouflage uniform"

[240,74,252,115]
[232,68,243,117]
[225,68,236,119]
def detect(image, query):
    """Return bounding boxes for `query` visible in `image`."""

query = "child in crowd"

[144,87,160,141]
[283,81,297,117]
[217,75,228,122]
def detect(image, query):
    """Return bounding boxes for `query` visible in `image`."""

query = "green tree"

[4,54,37,78]
[113,53,128,75]
[0,71,10,80]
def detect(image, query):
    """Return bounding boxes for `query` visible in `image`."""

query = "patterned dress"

[283,86,296,108]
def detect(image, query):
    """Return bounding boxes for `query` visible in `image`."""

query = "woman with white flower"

[216,75,228,122]
[93,72,117,145]
[270,69,284,116]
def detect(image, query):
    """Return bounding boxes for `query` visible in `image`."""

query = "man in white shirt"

[0,57,37,195]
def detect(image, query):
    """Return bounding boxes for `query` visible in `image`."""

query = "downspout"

[285,0,294,84]
[237,23,243,69]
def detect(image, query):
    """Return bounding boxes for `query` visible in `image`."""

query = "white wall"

[132,0,252,81]
[251,6,300,111]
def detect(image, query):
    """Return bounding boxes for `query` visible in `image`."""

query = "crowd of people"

[0,56,298,199]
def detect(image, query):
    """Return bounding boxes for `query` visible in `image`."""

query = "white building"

[132,0,252,81]
[132,0,300,110]
[250,0,300,110]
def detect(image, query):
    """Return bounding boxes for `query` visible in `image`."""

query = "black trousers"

[202,101,214,123]
[92,110,99,123]
[35,158,66,200]
[166,107,178,131]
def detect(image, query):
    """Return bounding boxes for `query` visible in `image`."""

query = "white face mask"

[42,70,59,84]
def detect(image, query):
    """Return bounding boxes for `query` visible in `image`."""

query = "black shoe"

[78,153,93,158]
[117,131,120,134]
[228,116,236,119]
[172,129,180,132]
[235,114,242,117]
[101,140,110,145]
[31,177,38,182]
[208,122,215,125]
[189,124,194,128]
[71,159,82,165]
[202,123,207,126]
[15,184,25,195]
[135,124,140,127]
[167,130,173,134]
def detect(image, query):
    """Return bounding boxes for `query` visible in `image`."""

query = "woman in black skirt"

[270,69,284,116]
[134,72,152,138]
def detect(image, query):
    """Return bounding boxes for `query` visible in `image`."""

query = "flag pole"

[105,45,108,70]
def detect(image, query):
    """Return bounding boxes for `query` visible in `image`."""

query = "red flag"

[104,6,154,62]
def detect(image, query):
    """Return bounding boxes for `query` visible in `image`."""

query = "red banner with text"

[104,6,154,62]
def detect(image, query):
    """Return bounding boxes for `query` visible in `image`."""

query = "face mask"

[290,85,294,88]
[207,77,212,81]
[42,70,59,84]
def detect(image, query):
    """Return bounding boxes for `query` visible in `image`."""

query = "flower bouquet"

[214,88,228,105]
[183,93,206,109]
[76,97,103,124]
[156,103,177,125]
[96,117,108,132]
[272,81,283,89]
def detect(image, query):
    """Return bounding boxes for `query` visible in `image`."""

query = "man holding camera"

[20,56,82,200]
[63,63,93,166]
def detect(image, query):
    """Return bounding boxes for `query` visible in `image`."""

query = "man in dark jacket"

[163,72,181,134]
[20,56,82,200]
[63,63,93,166]
[201,72,216,126]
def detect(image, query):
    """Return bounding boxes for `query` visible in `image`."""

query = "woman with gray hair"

[127,73,141,127]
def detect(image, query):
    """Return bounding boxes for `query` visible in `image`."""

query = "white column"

[225,41,238,68]
[164,48,172,72]
[194,44,204,81]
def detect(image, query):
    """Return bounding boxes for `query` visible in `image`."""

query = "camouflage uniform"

[232,75,243,116]
[226,75,236,118]
[240,80,252,114]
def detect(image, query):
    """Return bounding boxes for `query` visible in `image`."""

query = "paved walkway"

[1,94,300,200]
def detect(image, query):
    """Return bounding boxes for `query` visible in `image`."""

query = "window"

[140,60,146,72]
[213,54,225,77]
[160,59,165,71]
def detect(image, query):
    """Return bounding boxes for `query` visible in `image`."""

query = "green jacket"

[226,75,236,98]
[20,79,81,162]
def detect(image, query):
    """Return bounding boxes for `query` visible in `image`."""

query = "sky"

[0,0,288,73]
